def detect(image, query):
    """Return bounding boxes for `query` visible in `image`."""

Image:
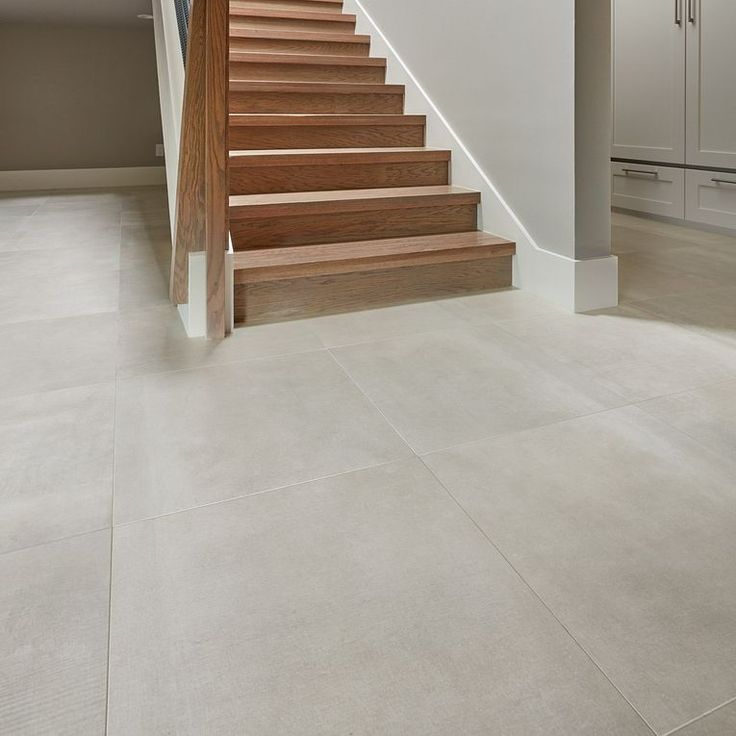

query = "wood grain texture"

[229,13,355,34]
[230,13,355,35]
[233,232,515,282]
[229,30,370,56]
[230,160,447,193]
[231,205,479,249]
[229,54,386,84]
[229,84,404,114]
[206,0,230,338]
[231,0,343,13]
[234,259,514,324]
[229,116,426,149]
[171,0,208,304]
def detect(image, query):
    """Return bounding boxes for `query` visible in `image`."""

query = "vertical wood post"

[204,0,229,339]
[171,0,207,305]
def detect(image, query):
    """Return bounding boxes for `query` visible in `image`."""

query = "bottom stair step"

[233,231,515,283]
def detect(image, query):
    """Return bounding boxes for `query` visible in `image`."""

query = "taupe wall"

[0,24,163,171]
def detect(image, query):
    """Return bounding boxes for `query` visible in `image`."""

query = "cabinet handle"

[622,168,659,178]
[675,0,683,25]
[711,178,736,186]
[688,0,696,23]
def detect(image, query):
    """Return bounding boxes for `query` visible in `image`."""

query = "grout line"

[328,334,659,733]
[103,208,123,736]
[417,456,659,736]
[112,458,404,530]
[0,525,113,560]
[663,694,736,736]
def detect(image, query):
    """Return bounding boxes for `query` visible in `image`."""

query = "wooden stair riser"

[230,0,344,14]
[230,60,385,83]
[230,89,403,114]
[230,15,355,33]
[229,35,369,56]
[231,205,479,249]
[231,160,449,194]
[234,258,513,325]
[230,123,425,149]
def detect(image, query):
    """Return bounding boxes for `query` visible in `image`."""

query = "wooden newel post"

[204,0,229,339]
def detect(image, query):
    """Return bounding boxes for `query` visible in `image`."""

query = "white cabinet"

[685,170,736,229]
[686,0,736,170]
[612,0,685,163]
[612,163,685,218]
[612,0,736,228]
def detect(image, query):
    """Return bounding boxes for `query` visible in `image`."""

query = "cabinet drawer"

[685,169,736,230]
[611,163,685,218]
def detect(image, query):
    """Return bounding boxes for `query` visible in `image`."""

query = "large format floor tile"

[498,306,736,402]
[0,248,119,324]
[425,406,736,735]
[332,323,623,453]
[638,378,736,462]
[114,350,411,522]
[108,460,650,736]
[630,286,736,347]
[0,312,118,400]
[117,305,323,377]
[672,700,736,736]
[0,531,110,736]
[0,384,114,553]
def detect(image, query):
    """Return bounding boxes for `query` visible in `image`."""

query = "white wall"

[344,0,618,311]
[575,0,612,259]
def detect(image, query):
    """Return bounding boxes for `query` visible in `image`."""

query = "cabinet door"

[686,0,736,169]
[612,0,686,163]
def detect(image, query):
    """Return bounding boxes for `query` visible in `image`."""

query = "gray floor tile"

[498,306,736,402]
[630,286,736,348]
[0,531,110,736]
[114,350,411,522]
[302,300,467,348]
[0,384,114,553]
[0,313,118,399]
[670,700,736,736]
[118,264,170,312]
[108,460,650,736]
[438,287,559,324]
[118,305,324,377]
[638,378,736,462]
[332,323,623,453]
[0,247,120,325]
[425,406,736,734]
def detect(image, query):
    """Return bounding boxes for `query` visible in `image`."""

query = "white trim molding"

[344,0,619,313]
[0,166,166,192]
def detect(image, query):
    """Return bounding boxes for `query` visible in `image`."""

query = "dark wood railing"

[170,0,229,339]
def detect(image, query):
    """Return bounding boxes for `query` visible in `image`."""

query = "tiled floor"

[2,190,736,735]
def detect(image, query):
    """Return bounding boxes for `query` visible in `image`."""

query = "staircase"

[195,0,516,325]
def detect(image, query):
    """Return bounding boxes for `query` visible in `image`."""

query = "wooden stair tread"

[229,28,369,43]
[229,147,451,166]
[230,7,355,22]
[232,0,343,4]
[230,185,480,218]
[230,81,402,94]
[230,114,425,126]
[230,52,385,67]
[233,232,515,282]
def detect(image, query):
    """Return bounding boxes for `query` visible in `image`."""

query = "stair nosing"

[229,185,481,219]
[234,232,515,268]
[229,7,356,22]
[229,28,370,43]
[229,80,403,93]
[229,113,425,126]
[229,147,451,167]
[229,52,385,66]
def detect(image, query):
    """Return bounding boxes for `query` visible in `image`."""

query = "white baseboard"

[0,166,167,192]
